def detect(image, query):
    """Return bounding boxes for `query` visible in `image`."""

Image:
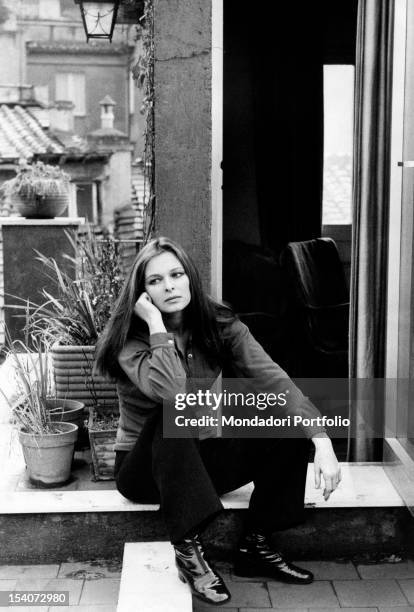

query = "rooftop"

[323,153,352,225]
[0,104,63,160]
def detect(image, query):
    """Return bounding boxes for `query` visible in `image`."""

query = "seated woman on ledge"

[95,236,341,606]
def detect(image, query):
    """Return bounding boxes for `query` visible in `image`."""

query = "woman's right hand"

[134,292,163,326]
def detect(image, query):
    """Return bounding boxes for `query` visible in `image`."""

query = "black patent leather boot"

[174,535,231,605]
[234,531,314,584]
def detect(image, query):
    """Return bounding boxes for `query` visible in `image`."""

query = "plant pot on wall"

[19,421,78,487]
[52,345,118,408]
[12,192,69,219]
[3,161,71,219]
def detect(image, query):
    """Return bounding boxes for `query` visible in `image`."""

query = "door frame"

[384,0,414,512]
[211,0,223,301]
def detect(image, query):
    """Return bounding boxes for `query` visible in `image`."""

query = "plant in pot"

[87,375,120,481]
[19,225,124,408]
[1,160,70,219]
[0,331,78,487]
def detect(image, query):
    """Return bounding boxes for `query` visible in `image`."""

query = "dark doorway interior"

[222,0,357,323]
[222,1,358,459]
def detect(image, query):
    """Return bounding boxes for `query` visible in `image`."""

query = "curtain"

[348,0,394,460]
[223,1,358,258]
[249,3,325,256]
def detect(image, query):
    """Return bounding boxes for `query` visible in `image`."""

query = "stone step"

[116,542,191,612]
[0,463,404,514]
[1,463,413,564]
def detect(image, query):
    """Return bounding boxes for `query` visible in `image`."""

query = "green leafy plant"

[2,160,70,199]
[13,226,124,346]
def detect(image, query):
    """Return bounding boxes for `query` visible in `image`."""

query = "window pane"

[55,73,69,102]
[323,65,354,225]
[76,184,95,222]
[55,73,86,116]
[72,74,86,116]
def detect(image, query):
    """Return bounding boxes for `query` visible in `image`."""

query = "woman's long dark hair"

[95,236,235,378]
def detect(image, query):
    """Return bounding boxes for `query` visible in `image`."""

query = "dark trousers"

[115,415,311,544]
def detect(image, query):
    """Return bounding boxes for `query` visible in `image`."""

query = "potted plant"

[88,402,120,481]
[1,160,70,219]
[0,332,78,487]
[18,225,124,408]
[45,397,86,450]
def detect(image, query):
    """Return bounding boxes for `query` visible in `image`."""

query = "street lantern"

[75,0,120,42]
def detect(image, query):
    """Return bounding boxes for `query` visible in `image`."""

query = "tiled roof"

[0,104,64,160]
[323,153,352,225]
[51,128,90,155]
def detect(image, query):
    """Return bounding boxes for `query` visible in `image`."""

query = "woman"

[95,236,341,606]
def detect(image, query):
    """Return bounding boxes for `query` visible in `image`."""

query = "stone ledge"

[0,463,404,515]
[0,217,85,226]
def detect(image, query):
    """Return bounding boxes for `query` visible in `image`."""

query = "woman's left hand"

[312,436,341,501]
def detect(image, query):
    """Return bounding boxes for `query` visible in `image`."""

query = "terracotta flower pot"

[18,421,78,487]
[45,398,85,429]
[12,192,69,219]
[45,398,86,450]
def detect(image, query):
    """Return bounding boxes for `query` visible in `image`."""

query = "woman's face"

[144,251,191,314]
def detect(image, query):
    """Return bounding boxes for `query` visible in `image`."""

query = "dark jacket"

[115,318,326,451]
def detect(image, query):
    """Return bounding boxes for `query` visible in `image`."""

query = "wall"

[27,47,132,136]
[1,220,81,343]
[101,150,132,228]
[154,0,212,288]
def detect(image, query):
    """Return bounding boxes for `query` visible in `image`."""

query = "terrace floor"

[1,556,414,611]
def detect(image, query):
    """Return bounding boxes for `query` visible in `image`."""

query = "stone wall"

[154,0,212,288]
[0,219,82,344]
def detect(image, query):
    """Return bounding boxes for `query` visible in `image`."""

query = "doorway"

[221,1,358,459]
[222,1,357,306]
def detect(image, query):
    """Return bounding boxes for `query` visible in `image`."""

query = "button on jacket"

[115,318,326,451]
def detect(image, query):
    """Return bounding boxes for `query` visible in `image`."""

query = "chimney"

[88,95,131,154]
[100,95,116,130]
[49,100,75,132]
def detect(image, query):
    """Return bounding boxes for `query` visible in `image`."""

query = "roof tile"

[0,104,64,160]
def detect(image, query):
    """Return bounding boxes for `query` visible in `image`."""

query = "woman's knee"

[115,461,159,504]
[151,434,200,463]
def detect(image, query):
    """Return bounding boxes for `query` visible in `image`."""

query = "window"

[322,65,354,225]
[76,183,98,223]
[55,73,86,116]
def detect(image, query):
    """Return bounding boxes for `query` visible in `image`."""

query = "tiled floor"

[1,558,414,611]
